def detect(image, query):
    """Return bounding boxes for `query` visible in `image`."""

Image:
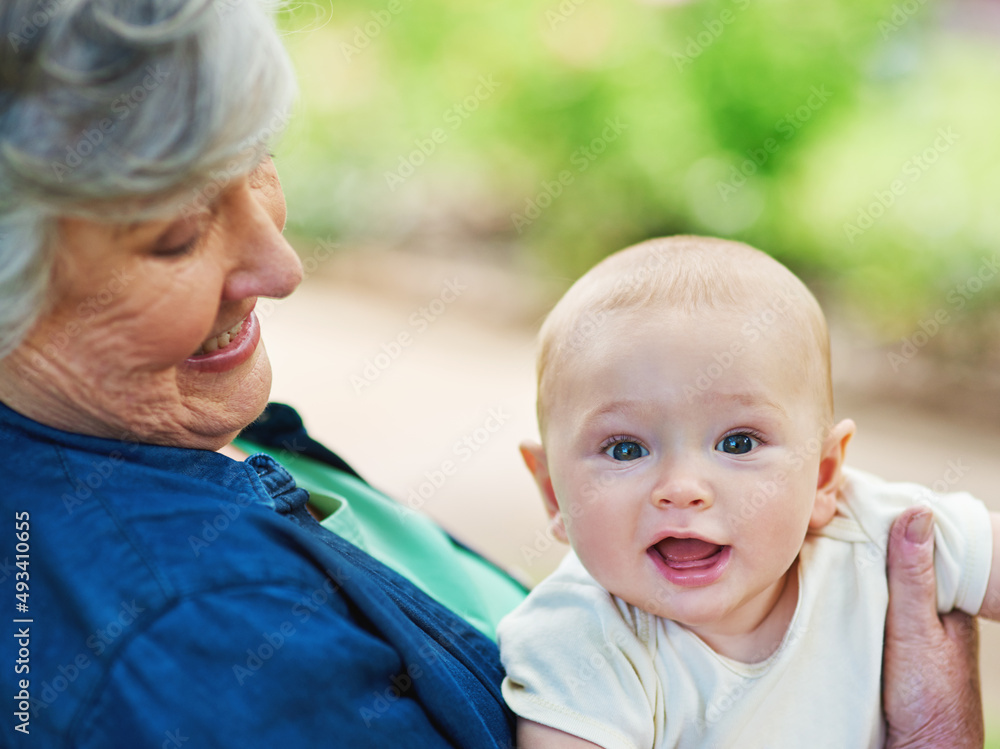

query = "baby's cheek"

[561,495,586,528]
[565,487,619,542]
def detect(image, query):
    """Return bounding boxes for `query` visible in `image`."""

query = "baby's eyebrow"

[579,399,650,424]
[710,391,788,416]
[576,392,788,432]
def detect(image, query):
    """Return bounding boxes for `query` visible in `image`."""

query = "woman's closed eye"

[149,216,210,259]
[603,438,649,461]
[151,235,200,259]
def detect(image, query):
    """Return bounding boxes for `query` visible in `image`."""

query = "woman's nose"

[222,173,304,302]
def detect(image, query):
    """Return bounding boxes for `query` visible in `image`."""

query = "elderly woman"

[0,0,984,746]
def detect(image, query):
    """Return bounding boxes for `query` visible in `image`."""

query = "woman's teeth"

[194,320,243,356]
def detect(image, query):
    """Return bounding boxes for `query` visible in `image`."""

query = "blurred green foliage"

[275,0,1000,336]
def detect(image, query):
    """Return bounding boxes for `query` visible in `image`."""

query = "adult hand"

[883,506,984,748]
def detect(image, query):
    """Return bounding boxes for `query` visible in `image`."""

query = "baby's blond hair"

[536,236,833,436]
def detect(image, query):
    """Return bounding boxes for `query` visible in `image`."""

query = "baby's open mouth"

[192,319,245,357]
[652,537,726,570]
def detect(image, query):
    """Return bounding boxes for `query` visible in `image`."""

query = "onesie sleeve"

[497,552,658,749]
[842,467,994,616]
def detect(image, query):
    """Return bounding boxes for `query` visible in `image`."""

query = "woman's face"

[0,157,303,449]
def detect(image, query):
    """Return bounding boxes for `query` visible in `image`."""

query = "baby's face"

[540,306,832,645]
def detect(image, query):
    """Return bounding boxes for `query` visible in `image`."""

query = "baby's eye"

[716,434,760,455]
[605,441,648,461]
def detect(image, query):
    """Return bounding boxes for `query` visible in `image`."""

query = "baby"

[498,236,999,748]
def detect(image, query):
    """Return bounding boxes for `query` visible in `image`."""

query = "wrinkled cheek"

[90,333,194,376]
[247,346,273,395]
[55,304,207,377]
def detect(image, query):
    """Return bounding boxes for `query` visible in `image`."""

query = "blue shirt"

[0,401,514,748]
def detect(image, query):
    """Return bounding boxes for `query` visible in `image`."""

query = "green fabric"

[233,439,528,641]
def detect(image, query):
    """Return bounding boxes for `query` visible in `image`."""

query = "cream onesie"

[498,468,993,749]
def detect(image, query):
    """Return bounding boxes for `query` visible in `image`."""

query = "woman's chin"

[174,345,273,450]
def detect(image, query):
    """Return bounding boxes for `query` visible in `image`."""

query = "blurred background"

[263,0,1000,740]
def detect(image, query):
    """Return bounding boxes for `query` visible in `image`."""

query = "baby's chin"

[605,576,737,629]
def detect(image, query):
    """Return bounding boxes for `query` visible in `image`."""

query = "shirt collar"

[0,400,309,511]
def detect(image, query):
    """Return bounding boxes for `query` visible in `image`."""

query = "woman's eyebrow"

[112,210,207,246]
[112,221,145,239]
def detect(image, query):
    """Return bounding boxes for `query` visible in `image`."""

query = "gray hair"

[0,0,297,359]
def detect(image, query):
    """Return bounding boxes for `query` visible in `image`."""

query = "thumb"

[885,507,939,640]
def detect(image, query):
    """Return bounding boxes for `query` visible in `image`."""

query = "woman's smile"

[186,308,262,373]
[192,317,249,357]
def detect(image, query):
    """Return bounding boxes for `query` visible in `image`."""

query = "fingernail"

[906,510,933,544]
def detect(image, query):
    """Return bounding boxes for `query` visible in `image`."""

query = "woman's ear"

[810,418,856,530]
[519,441,568,544]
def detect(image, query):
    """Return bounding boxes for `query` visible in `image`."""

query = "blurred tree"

[276,0,1000,340]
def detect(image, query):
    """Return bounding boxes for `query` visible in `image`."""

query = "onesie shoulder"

[839,467,992,615]
[498,552,658,749]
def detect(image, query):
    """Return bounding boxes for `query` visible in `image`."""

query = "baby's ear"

[519,441,568,544]
[810,419,856,530]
